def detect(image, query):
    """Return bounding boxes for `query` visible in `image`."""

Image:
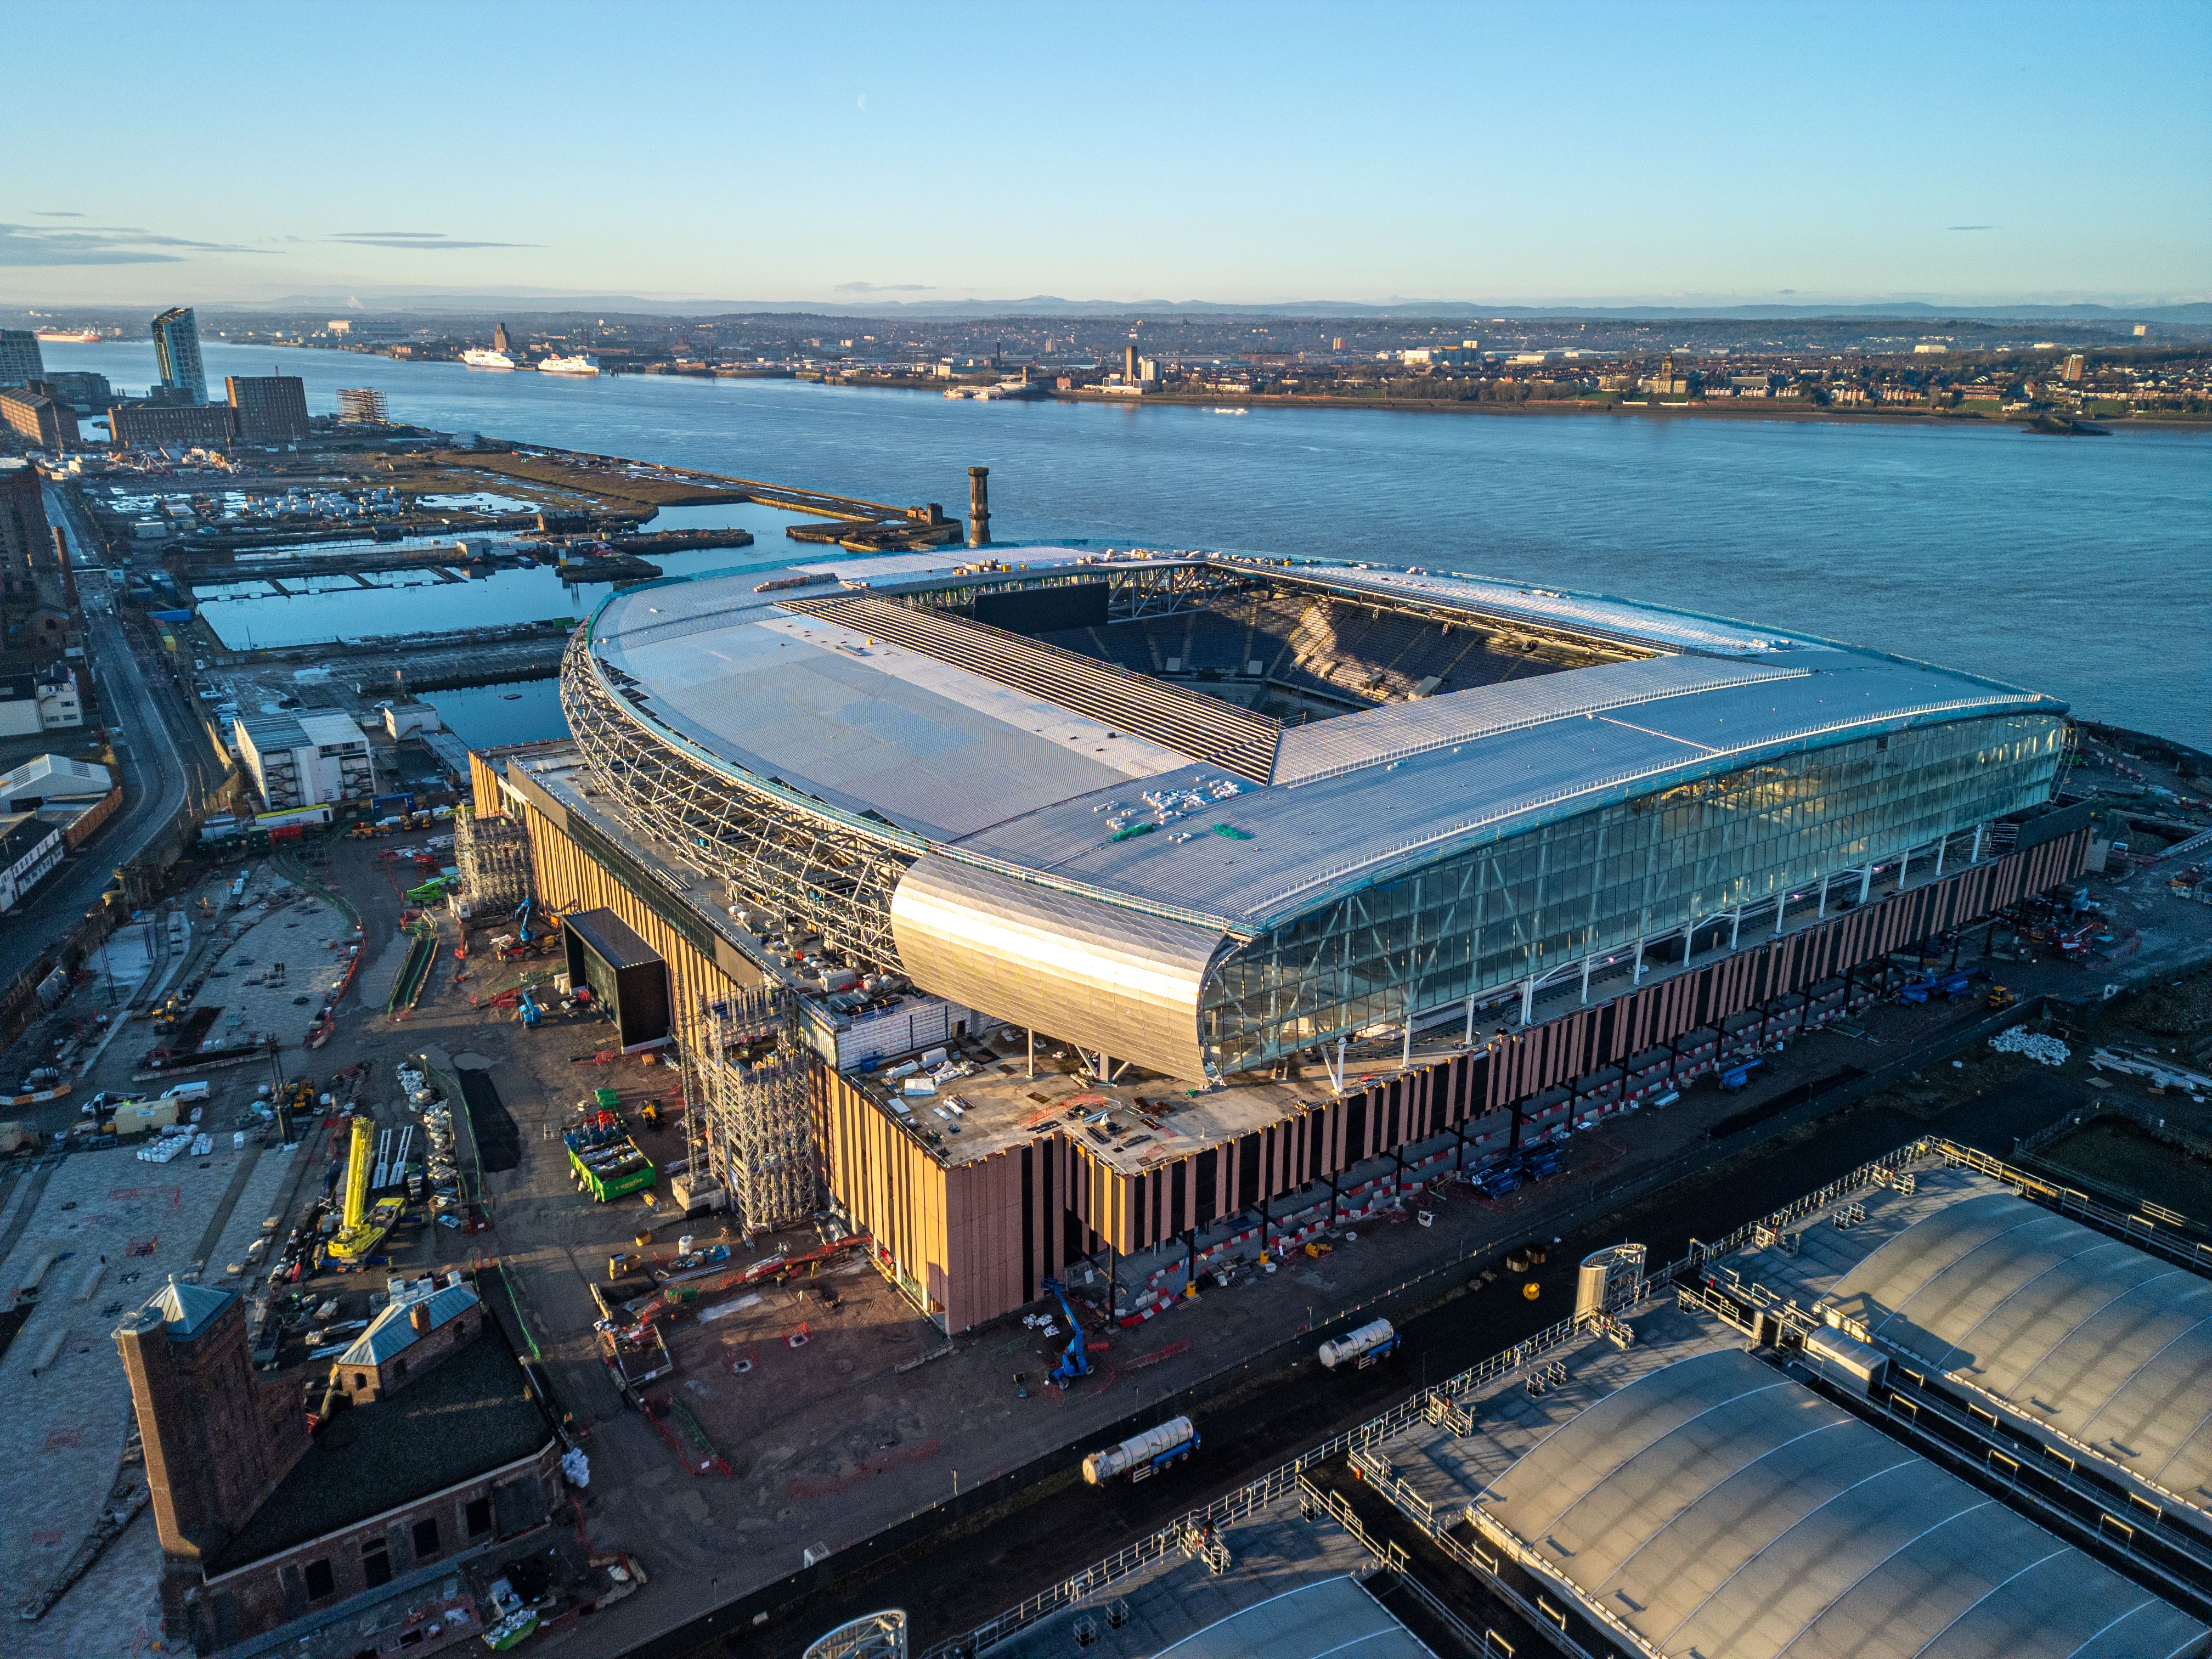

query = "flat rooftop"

[865,1041,1319,1175]
[585,549,2066,932]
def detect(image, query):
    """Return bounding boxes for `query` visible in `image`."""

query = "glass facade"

[1200,713,2065,1071]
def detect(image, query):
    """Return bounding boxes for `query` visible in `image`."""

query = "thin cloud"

[331,231,539,250]
[0,222,270,266]
[835,281,932,294]
[1946,224,1999,232]
[35,210,84,218]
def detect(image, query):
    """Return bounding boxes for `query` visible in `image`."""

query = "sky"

[4,0,2208,311]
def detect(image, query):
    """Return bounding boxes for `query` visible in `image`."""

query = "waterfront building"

[41,369,112,411]
[2063,352,2087,383]
[110,401,236,449]
[232,710,376,810]
[466,546,2089,1335]
[0,386,79,449]
[493,321,514,354]
[327,318,406,343]
[224,374,311,443]
[0,328,44,388]
[151,306,209,403]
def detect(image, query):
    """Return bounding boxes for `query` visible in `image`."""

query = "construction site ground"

[2,822,2209,1657]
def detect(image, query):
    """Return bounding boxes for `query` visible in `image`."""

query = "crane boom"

[340,1117,371,1231]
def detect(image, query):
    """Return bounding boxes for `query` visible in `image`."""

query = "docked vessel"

[461,348,517,370]
[35,329,103,344]
[539,353,601,376]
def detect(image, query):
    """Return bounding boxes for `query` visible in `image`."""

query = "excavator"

[1040,1276,1090,1386]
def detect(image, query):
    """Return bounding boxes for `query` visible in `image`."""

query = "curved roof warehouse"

[563,547,2067,1082]
[1475,1345,2207,1659]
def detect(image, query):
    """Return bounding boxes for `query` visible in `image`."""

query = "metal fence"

[915,1132,2169,1659]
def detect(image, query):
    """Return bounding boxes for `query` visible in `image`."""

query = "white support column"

[1898,845,1912,887]
[1817,874,1831,919]
[1579,956,1593,1004]
[1401,1022,1413,1069]
[1682,921,1695,964]
[1971,822,1985,864]
[1633,937,1646,981]
[1730,909,1743,951]
[1774,891,1788,938]
[1330,1035,1347,1093]
[1520,975,1535,1026]
[1026,1027,1034,1080]
[1859,866,1874,905]
[1464,996,1476,1047]
[1933,836,1946,879]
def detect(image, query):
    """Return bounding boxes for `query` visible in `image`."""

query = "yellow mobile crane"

[326,1117,404,1263]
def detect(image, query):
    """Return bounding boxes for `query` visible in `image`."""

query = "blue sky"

[4,0,2207,308]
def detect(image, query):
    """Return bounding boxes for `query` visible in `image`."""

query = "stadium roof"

[584,555,2052,924]
[585,548,2063,929]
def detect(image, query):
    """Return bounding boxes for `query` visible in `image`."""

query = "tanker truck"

[1081,1416,1200,1485]
[1318,1318,1400,1370]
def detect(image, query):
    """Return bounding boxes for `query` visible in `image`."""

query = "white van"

[161,1080,211,1103]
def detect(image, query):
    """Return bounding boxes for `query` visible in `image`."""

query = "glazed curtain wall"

[1075,827,2086,1261]
[1201,713,2063,1072]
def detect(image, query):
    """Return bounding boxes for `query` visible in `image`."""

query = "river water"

[47,338,2211,740]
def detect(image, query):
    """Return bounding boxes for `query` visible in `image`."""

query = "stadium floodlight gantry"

[562,546,2066,1085]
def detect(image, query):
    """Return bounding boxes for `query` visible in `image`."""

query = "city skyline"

[5,0,2207,311]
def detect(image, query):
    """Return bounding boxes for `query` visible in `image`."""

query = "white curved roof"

[1153,1576,1427,1659]
[1477,1346,2206,1659]
[586,549,2064,931]
[1833,1188,2212,1504]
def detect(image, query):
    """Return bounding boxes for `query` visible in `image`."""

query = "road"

[631,1071,2081,1659]
[0,487,202,1001]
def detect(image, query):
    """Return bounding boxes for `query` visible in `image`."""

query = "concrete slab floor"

[0,1135,298,1659]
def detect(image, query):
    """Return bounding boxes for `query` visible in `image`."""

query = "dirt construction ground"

[3,820,2210,1658]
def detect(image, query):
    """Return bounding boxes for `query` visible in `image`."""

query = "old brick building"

[115,1273,560,1655]
[114,1279,314,1634]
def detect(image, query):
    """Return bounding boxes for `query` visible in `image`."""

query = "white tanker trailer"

[1317,1318,1400,1370]
[1082,1416,1200,1484]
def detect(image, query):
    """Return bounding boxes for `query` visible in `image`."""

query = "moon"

[857,93,867,110]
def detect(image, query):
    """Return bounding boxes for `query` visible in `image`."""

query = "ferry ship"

[460,347,517,370]
[539,354,601,376]
[34,329,102,344]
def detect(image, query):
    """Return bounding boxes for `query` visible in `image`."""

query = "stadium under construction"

[467,544,2095,1332]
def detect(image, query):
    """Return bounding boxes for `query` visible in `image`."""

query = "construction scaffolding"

[453,805,533,916]
[692,988,818,1235]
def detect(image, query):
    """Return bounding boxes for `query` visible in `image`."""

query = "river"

[44,337,2212,741]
